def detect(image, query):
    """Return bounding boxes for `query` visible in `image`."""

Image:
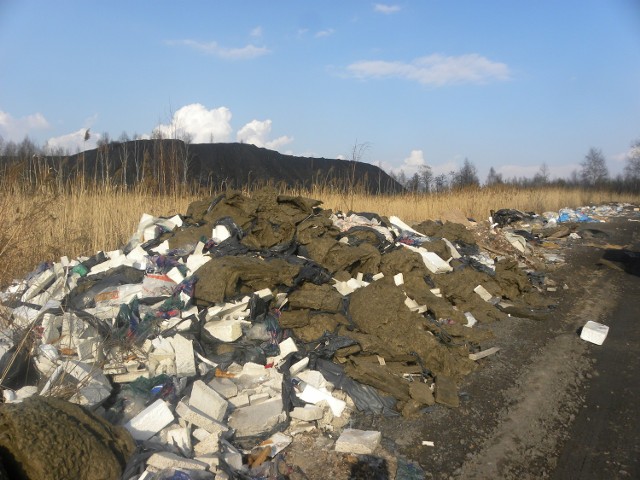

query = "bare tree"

[118,132,130,187]
[452,158,479,189]
[434,173,448,193]
[406,172,421,192]
[580,147,609,186]
[486,166,503,186]
[624,139,640,180]
[533,163,550,185]
[419,165,433,192]
[181,132,194,186]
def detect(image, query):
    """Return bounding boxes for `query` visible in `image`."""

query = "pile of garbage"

[1,190,562,479]
[489,203,638,266]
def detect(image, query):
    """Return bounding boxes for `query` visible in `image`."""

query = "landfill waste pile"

[1,189,635,479]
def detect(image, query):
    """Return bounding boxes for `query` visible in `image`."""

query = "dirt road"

[351,214,640,479]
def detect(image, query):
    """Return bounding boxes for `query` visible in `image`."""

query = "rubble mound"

[0,396,135,480]
[2,188,588,478]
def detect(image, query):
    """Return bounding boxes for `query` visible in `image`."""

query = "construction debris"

[2,191,633,478]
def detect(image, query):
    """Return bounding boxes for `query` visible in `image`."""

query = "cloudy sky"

[1,1,639,181]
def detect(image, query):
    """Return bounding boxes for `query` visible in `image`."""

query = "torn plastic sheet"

[314,358,398,416]
[491,209,534,228]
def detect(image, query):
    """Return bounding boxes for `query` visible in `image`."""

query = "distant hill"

[54,140,402,193]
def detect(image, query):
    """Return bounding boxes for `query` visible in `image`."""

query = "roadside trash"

[0,189,570,478]
[334,428,382,454]
[469,346,500,361]
[580,320,609,345]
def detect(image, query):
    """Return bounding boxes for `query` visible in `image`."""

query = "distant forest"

[1,132,639,194]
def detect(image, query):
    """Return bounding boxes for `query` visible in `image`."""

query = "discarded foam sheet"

[296,382,346,417]
[125,399,175,441]
[580,321,609,345]
[474,284,494,302]
[389,216,422,236]
[401,244,453,274]
[469,346,500,361]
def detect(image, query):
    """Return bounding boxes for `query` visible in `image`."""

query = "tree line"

[1,131,639,194]
[388,141,640,193]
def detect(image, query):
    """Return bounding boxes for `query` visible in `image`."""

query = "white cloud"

[236,119,293,150]
[404,149,425,168]
[431,160,459,176]
[45,128,100,153]
[388,149,428,176]
[315,28,335,38]
[0,110,50,140]
[154,103,233,143]
[167,39,270,59]
[373,3,401,14]
[250,26,263,37]
[346,53,511,86]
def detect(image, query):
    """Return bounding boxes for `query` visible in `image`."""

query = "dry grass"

[1,184,638,288]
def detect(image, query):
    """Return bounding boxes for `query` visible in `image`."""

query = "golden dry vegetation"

[1,183,639,288]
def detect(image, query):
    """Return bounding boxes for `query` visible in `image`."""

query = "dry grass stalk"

[1,184,638,288]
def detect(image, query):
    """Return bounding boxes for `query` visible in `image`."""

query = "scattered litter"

[580,320,610,345]
[469,347,501,361]
[335,428,382,454]
[1,189,598,478]
[421,440,435,447]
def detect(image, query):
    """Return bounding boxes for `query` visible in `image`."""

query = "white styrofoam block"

[168,214,183,228]
[464,312,477,328]
[21,269,55,302]
[126,245,148,263]
[290,357,309,376]
[143,225,158,242]
[474,284,494,302]
[175,400,229,435]
[402,245,453,274]
[268,337,298,366]
[442,237,462,259]
[151,240,170,255]
[333,281,355,296]
[212,225,231,243]
[181,305,199,319]
[193,431,221,456]
[171,334,197,377]
[393,273,404,286]
[228,393,250,408]
[335,428,381,454]
[255,288,274,300]
[580,321,609,345]
[189,241,204,256]
[190,380,229,422]
[297,383,346,417]
[227,396,285,437]
[125,399,175,441]
[290,405,324,422]
[166,267,185,284]
[186,254,211,274]
[389,216,422,235]
[167,427,192,456]
[204,319,243,342]
[296,370,328,390]
[208,378,238,399]
[146,452,208,471]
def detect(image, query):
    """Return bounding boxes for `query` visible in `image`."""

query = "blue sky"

[1,1,639,181]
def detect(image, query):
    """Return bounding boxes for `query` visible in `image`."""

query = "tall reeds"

[1,168,638,288]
